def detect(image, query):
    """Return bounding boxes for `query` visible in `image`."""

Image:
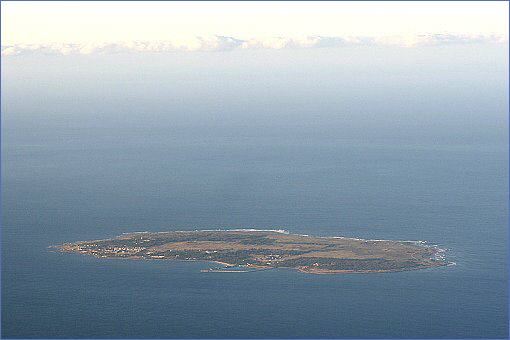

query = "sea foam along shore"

[122,228,290,235]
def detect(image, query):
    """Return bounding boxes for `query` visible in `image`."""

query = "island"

[55,229,448,274]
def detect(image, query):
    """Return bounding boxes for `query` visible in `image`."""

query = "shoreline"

[55,252,450,275]
[107,228,442,248]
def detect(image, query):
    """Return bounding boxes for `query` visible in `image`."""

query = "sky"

[1,1,508,54]
[2,1,508,147]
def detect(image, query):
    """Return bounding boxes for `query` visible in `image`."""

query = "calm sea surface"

[2,125,507,338]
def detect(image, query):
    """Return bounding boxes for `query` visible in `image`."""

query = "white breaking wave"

[2,33,506,56]
[119,228,450,261]
[193,228,290,234]
[121,229,445,250]
[122,228,290,235]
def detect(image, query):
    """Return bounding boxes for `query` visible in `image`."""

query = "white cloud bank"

[2,34,507,56]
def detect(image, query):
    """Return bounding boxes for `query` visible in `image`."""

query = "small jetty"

[201,265,273,273]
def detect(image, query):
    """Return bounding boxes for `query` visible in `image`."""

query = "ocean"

[1,131,508,338]
[1,48,508,338]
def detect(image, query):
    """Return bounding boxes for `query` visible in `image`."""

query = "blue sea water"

[1,130,507,338]
[1,48,508,338]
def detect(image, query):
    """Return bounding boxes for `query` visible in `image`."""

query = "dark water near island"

[1,49,508,338]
